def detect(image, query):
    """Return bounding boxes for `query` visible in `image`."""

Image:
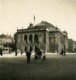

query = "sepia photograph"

[0,0,76,80]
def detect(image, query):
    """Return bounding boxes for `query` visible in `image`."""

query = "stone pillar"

[33,34,35,51]
[27,34,29,43]
[45,31,49,52]
[26,34,29,51]
[32,34,34,43]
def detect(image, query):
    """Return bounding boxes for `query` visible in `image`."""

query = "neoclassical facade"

[14,21,68,53]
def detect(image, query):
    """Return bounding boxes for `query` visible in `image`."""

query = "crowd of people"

[0,46,67,64]
[0,47,46,62]
[25,48,46,64]
[14,47,46,64]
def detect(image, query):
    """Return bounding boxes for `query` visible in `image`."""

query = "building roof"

[33,21,61,31]
[62,31,68,36]
[0,34,13,39]
[17,21,61,33]
[34,21,55,28]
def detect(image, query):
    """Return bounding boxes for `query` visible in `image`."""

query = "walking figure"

[60,50,63,56]
[42,51,46,62]
[0,48,3,56]
[15,50,17,56]
[38,49,42,59]
[25,50,31,63]
[34,52,39,62]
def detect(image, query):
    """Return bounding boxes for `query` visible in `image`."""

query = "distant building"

[0,34,14,48]
[14,21,68,53]
[68,39,74,52]
[73,41,76,52]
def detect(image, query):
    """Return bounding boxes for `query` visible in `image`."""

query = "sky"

[0,0,76,40]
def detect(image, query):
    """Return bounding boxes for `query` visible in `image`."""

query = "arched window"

[35,46,38,52]
[30,46,32,52]
[24,35,27,43]
[25,46,27,52]
[29,35,32,43]
[34,34,38,43]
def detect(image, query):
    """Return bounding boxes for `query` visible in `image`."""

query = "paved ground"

[0,52,76,80]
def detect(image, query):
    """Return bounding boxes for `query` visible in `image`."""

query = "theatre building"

[14,21,68,53]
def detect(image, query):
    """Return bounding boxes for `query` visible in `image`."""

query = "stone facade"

[14,21,68,53]
[0,34,13,48]
[68,39,76,52]
[73,41,76,52]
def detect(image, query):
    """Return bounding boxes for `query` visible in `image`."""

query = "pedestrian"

[0,48,3,56]
[63,50,66,56]
[42,51,46,62]
[25,50,31,63]
[60,49,63,56]
[15,50,17,56]
[38,49,42,59]
[34,52,38,62]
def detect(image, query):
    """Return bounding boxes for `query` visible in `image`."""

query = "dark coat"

[26,51,31,57]
[0,48,2,55]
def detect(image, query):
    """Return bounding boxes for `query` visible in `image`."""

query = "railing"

[17,28,46,33]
